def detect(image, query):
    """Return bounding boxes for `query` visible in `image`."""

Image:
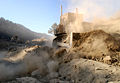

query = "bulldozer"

[52,6,83,48]
[52,24,67,48]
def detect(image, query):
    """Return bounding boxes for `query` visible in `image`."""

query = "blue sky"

[0,0,67,34]
[0,0,120,34]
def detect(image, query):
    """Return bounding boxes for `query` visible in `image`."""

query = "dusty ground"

[59,59,120,83]
[0,30,120,83]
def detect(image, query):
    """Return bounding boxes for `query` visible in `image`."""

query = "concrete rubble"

[0,30,120,83]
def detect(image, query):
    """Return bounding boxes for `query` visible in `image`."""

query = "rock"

[95,67,104,70]
[31,69,42,76]
[49,79,69,83]
[108,81,120,83]
[47,72,59,79]
[103,56,111,63]
[16,77,41,83]
[54,48,67,58]
[49,79,59,83]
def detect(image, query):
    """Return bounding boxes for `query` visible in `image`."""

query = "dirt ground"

[1,30,120,83]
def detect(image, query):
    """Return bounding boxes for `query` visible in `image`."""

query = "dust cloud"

[0,46,58,81]
[61,0,120,34]
[65,0,119,21]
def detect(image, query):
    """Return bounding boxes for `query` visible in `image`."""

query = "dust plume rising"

[0,46,58,81]
[65,0,119,21]
[61,0,120,34]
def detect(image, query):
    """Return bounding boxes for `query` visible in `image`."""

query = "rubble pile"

[59,59,120,83]
[62,30,120,66]
[1,30,120,83]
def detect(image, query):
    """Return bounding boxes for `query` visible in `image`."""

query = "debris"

[103,56,111,63]
[16,77,40,83]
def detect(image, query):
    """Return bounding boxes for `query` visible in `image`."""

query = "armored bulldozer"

[52,24,67,48]
[52,7,83,48]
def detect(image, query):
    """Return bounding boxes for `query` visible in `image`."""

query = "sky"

[0,0,120,34]
[0,0,67,34]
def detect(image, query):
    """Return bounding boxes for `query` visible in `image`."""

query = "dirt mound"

[63,30,120,65]
[72,30,120,50]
